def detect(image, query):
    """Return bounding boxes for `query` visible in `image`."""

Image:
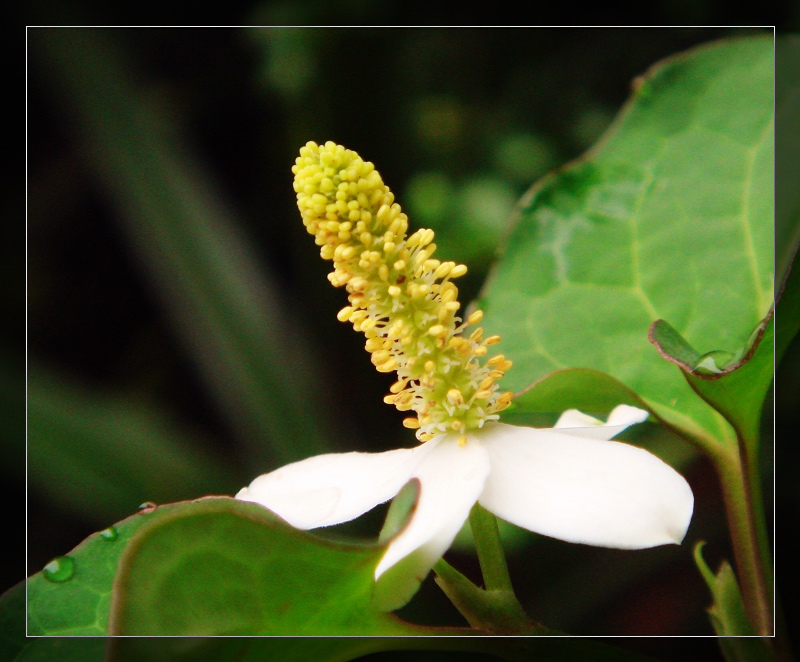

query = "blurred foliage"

[15,24,795,649]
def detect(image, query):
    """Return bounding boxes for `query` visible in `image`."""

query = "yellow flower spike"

[293,141,514,441]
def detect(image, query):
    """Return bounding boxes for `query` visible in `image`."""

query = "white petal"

[478,423,693,549]
[373,436,490,610]
[236,444,435,529]
[554,409,604,428]
[554,404,649,440]
[373,524,462,612]
[606,404,650,427]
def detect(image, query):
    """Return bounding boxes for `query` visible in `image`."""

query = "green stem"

[433,558,540,635]
[712,444,773,637]
[432,504,537,634]
[468,502,514,593]
[715,395,774,638]
[738,417,774,610]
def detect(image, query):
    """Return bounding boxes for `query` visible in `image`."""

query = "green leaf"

[500,368,650,426]
[19,497,463,641]
[693,542,772,661]
[433,559,537,635]
[2,582,107,661]
[29,27,334,466]
[649,314,773,450]
[108,498,464,635]
[481,36,773,451]
[25,364,239,524]
[2,580,531,662]
[26,506,158,635]
[693,541,753,635]
[5,512,656,660]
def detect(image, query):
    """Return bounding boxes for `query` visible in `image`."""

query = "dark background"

[12,17,799,659]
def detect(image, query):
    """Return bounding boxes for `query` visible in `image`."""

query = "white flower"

[236,405,693,610]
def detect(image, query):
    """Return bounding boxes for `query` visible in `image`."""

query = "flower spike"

[293,141,513,441]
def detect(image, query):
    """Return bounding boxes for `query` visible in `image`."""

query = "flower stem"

[433,504,538,634]
[468,503,514,593]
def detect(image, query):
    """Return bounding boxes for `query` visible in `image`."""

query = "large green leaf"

[20,497,458,638]
[2,573,651,662]
[481,36,773,450]
[7,498,660,658]
[108,498,453,636]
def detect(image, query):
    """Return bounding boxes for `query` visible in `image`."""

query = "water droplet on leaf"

[43,556,75,582]
[99,526,118,541]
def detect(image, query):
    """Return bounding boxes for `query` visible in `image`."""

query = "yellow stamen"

[293,141,514,443]
[467,310,484,325]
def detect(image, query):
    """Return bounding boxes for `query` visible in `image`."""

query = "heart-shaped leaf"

[480,36,773,452]
[108,498,461,636]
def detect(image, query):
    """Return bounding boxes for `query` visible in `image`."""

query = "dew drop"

[42,556,75,583]
[99,526,118,541]
[137,501,157,513]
